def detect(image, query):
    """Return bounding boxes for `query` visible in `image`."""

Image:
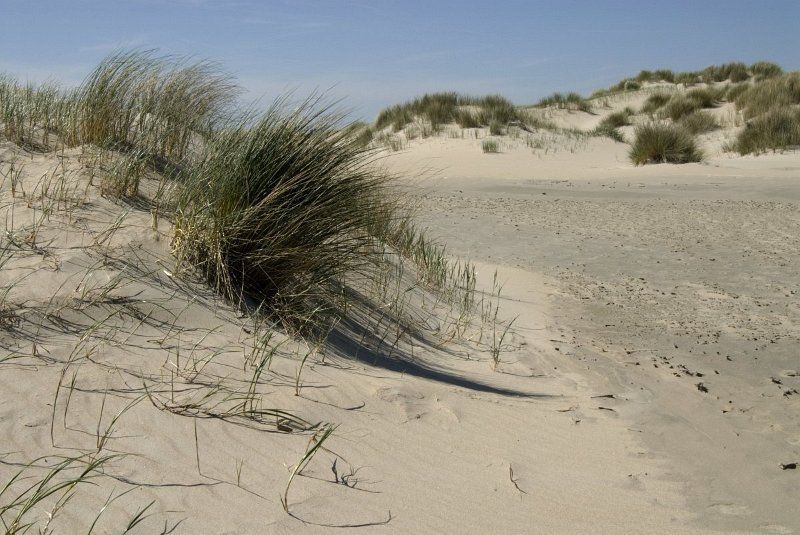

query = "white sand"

[380,108,800,533]
[1,91,798,533]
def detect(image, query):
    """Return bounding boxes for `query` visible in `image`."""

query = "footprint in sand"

[375,387,460,425]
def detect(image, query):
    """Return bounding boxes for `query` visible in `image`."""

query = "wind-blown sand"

[1,87,798,533]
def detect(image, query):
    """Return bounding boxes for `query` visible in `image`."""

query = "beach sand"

[1,85,798,533]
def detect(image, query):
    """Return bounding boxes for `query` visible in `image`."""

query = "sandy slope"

[1,88,798,534]
[0,141,707,534]
[381,122,800,533]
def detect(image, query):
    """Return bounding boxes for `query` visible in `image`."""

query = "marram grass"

[172,97,396,319]
[629,123,702,165]
[734,108,800,155]
[678,110,718,135]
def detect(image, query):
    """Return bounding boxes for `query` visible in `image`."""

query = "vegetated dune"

[0,53,798,534]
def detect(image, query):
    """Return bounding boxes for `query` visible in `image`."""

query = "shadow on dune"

[323,286,554,399]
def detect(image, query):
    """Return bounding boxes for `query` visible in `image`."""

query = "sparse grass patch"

[735,72,800,119]
[343,121,374,148]
[750,61,783,80]
[659,95,702,121]
[454,109,480,128]
[75,50,236,158]
[629,123,702,165]
[702,62,749,82]
[734,107,800,154]
[675,71,700,85]
[535,92,592,113]
[482,139,500,153]
[678,110,718,134]
[374,132,404,151]
[374,92,521,133]
[641,92,671,114]
[593,108,633,140]
[723,82,750,102]
[685,87,722,108]
[100,149,148,198]
[599,108,633,129]
[489,121,504,135]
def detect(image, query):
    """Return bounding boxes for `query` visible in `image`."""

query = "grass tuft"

[750,61,783,80]
[658,95,702,121]
[101,149,148,198]
[374,92,521,133]
[593,108,633,140]
[735,72,800,119]
[76,50,237,159]
[734,108,800,154]
[535,92,592,112]
[599,108,633,129]
[678,110,718,134]
[482,139,500,153]
[723,82,750,102]
[172,98,394,320]
[641,93,671,114]
[629,123,702,165]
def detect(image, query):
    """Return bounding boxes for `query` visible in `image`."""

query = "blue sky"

[1,0,798,120]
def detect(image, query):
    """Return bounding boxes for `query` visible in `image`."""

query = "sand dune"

[379,102,800,533]
[1,59,799,534]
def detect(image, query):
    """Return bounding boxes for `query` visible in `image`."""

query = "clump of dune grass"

[75,50,237,159]
[101,149,149,198]
[678,110,718,134]
[454,109,480,128]
[701,62,749,82]
[594,61,782,99]
[658,95,702,121]
[374,92,521,133]
[735,72,800,119]
[629,123,702,165]
[635,69,676,84]
[0,76,79,150]
[375,103,413,132]
[535,92,592,113]
[675,71,701,85]
[685,87,722,108]
[482,139,500,153]
[343,121,374,148]
[593,108,633,140]
[641,92,671,114]
[516,109,558,131]
[750,61,783,80]
[600,108,633,129]
[657,87,722,121]
[723,82,750,102]
[0,50,237,164]
[734,108,800,154]
[475,95,519,125]
[605,79,641,93]
[172,98,395,320]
